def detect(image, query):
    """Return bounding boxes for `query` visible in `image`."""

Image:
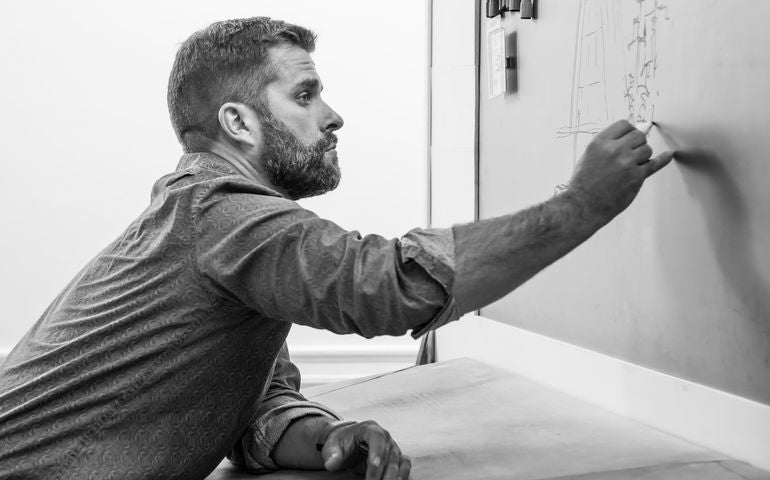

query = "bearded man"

[0,17,672,480]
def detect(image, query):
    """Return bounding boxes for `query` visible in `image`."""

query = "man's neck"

[207,142,289,198]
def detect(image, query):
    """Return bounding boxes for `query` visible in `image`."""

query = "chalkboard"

[479,0,770,405]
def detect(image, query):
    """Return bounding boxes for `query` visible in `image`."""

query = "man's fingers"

[644,150,675,177]
[598,119,636,140]
[321,421,359,471]
[359,423,389,480]
[321,441,348,471]
[398,456,412,480]
[324,420,408,480]
[632,144,654,165]
[382,447,403,480]
[621,128,648,149]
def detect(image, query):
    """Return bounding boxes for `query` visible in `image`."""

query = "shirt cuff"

[400,227,462,338]
[410,296,461,339]
[400,227,455,287]
[247,401,343,471]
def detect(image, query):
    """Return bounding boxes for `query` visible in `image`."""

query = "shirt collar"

[176,152,286,198]
[176,152,242,176]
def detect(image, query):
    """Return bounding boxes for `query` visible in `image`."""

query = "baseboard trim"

[290,344,417,389]
[289,344,417,364]
[299,374,366,389]
[436,314,770,472]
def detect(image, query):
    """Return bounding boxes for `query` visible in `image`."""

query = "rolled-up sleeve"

[194,180,461,338]
[227,343,341,472]
[399,227,461,337]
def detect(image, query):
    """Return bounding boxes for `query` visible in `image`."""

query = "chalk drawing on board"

[555,0,670,194]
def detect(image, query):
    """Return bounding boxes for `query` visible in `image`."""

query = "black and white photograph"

[1,1,769,479]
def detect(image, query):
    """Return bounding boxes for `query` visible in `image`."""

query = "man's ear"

[217,102,261,147]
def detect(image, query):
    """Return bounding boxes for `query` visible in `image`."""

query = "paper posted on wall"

[487,16,506,98]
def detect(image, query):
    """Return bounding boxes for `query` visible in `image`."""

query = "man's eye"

[296,93,310,106]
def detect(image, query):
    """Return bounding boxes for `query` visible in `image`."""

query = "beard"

[255,104,340,200]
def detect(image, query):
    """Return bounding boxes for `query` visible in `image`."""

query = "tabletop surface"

[206,358,770,480]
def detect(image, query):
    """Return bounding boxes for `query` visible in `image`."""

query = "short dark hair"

[167,17,316,152]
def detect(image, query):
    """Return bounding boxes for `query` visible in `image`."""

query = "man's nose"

[321,101,344,132]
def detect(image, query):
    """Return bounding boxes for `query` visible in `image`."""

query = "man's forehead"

[267,44,320,87]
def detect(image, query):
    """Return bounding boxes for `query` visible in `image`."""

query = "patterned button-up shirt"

[0,153,460,479]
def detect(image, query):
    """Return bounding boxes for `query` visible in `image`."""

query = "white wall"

[430,0,478,230]
[0,1,429,371]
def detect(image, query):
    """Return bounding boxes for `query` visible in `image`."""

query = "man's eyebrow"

[292,78,322,93]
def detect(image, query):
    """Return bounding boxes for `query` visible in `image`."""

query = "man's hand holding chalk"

[567,119,675,220]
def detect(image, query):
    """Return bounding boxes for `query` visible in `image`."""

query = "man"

[0,17,673,480]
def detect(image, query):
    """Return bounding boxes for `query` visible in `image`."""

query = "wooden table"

[207,358,770,479]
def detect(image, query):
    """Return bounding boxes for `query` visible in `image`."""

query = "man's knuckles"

[358,419,381,431]
[625,129,647,148]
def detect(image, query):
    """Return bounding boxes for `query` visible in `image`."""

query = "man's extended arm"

[452,120,674,313]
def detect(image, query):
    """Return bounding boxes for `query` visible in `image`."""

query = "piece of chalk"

[635,121,654,135]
